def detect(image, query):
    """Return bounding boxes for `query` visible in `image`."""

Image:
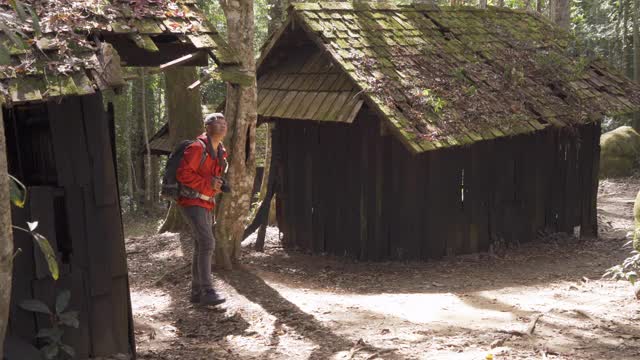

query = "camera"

[220,178,231,193]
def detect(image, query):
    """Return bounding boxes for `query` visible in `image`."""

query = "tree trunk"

[625,0,633,78]
[151,156,160,205]
[479,0,487,9]
[0,101,13,357]
[634,0,640,81]
[121,86,135,212]
[537,0,543,13]
[614,0,623,69]
[159,67,203,233]
[632,0,640,131]
[259,124,271,203]
[268,0,288,36]
[215,0,257,269]
[550,0,571,30]
[497,0,505,7]
[141,69,153,210]
[131,77,146,208]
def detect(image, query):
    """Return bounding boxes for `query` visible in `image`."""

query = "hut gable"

[258,44,364,123]
[259,2,640,152]
[0,0,238,104]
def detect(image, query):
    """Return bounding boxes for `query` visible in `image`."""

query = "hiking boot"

[190,289,200,303]
[200,289,226,306]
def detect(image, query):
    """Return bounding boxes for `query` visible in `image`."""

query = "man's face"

[206,117,228,139]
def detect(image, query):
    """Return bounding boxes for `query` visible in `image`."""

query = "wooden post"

[0,99,13,357]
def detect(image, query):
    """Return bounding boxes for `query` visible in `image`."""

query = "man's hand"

[211,177,223,192]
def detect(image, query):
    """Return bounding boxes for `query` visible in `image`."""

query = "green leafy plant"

[603,240,639,286]
[10,174,60,280]
[19,290,79,359]
[10,175,75,357]
[9,173,26,208]
[421,89,447,114]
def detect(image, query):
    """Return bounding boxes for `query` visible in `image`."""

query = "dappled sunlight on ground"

[124,177,640,359]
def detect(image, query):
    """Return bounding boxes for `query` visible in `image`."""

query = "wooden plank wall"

[6,93,134,358]
[275,111,601,261]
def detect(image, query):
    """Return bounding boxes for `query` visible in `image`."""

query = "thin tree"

[550,0,571,30]
[633,0,640,131]
[214,0,257,269]
[0,100,12,357]
[141,68,153,209]
[268,0,288,36]
[634,0,640,82]
[159,67,203,233]
[625,0,633,77]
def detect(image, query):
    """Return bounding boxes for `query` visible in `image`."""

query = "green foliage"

[421,89,446,114]
[604,241,640,286]
[604,188,640,294]
[28,222,59,280]
[10,175,60,280]
[20,290,79,360]
[9,174,26,208]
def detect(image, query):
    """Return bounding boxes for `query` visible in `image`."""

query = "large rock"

[600,126,640,178]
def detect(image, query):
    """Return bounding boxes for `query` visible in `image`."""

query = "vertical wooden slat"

[358,116,369,260]
[403,151,421,260]
[582,122,601,236]
[84,187,111,296]
[469,141,490,253]
[320,124,337,255]
[302,124,314,252]
[373,117,387,260]
[310,122,325,254]
[48,97,91,186]
[89,294,116,356]
[64,270,91,359]
[426,149,446,259]
[111,276,134,355]
[9,203,37,339]
[65,186,88,270]
[388,139,403,259]
[459,148,473,253]
[81,93,118,207]
[532,131,548,236]
[366,115,380,261]
[418,151,431,260]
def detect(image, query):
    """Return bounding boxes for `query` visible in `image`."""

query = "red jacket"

[176,133,227,210]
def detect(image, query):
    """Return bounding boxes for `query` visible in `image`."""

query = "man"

[176,113,228,306]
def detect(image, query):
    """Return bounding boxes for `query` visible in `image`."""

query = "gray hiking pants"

[179,206,215,292]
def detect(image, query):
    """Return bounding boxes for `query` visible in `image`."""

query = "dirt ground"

[125,178,640,360]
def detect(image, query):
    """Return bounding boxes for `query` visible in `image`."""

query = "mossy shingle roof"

[260,2,640,152]
[0,0,237,104]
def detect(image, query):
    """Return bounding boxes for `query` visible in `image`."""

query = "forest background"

[115,0,640,220]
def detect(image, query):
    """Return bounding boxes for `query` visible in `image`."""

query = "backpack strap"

[196,139,208,169]
[217,142,229,174]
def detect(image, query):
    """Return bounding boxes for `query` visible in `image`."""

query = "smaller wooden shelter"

[1,0,236,358]
[257,3,640,261]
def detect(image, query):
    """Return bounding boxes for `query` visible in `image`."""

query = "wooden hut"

[257,3,640,261]
[1,0,237,358]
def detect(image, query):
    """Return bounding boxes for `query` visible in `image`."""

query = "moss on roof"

[0,0,238,104]
[281,2,640,152]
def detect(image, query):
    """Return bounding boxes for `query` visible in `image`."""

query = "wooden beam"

[187,72,212,90]
[159,53,199,70]
[127,34,159,52]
